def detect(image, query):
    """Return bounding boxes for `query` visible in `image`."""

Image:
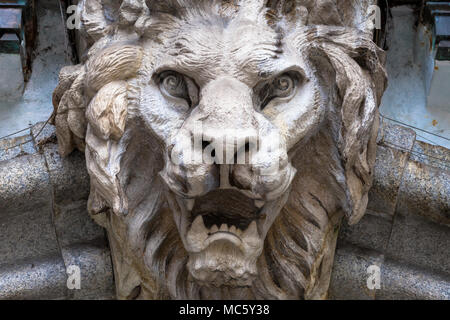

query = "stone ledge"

[369,118,417,218]
[410,140,450,172]
[62,241,115,300]
[339,210,392,253]
[329,242,450,300]
[0,153,51,218]
[0,133,35,162]
[0,120,448,299]
[0,122,114,300]
[377,259,450,300]
[0,206,59,267]
[396,159,450,227]
[328,244,383,300]
[0,254,67,300]
[386,208,450,276]
[367,145,410,218]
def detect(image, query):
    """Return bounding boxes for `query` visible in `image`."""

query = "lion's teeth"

[186,215,208,249]
[236,228,242,236]
[229,225,237,234]
[191,215,206,233]
[220,224,228,232]
[242,221,258,239]
[211,225,219,233]
[254,200,265,208]
[186,199,195,211]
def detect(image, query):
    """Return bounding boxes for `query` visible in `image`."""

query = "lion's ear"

[52,44,143,157]
[86,81,128,141]
[53,66,87,157]
[85,45,143,98]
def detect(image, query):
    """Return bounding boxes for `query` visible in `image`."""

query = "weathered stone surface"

[368,120,416,218]
[0,123,114,300]
[31,122,57,148]
[0,207,59,267]
[377,259,450,300]
[333,124,450,300]
[377,119,417,151]
[386,210,450,276]
[42,143,90,205]
[51,0,387,300]
[0,255,67,300]
[0,0,448,301]
[35,121,89,206]
[53,200,105,248]
[367,145,410,218]
[410,140,450,172]
[329,244,383,300]
[0,153,51,218]
[329,242,450,300]
[338,211,393,253]
[0,133,36,162]
[396,160,450,227]
[53,198,114,300]
[0,124,448,300]
[62,241,115,300]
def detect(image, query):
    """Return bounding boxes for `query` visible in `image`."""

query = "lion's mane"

[53,0,386,300]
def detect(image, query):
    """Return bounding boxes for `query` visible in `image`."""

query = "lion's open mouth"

[192,189,263,233]
[171,188,271,287]
[163,163,295,286]
[184,189,267,251]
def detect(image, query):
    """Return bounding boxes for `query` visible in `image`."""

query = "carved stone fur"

[53,0,386,299]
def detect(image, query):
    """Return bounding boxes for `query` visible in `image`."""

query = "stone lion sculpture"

[52,0,386,299]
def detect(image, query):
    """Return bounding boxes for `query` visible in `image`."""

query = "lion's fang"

[254,200,265,208]
[186,199,195,211]
[242,221,258,238]
[191,215,207,234]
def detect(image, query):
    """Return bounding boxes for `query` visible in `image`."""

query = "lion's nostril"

[202,140,210,150]
[167,144,175,156]
[202,140,215,158]
[245,142,251,153]
[234,142,255,165]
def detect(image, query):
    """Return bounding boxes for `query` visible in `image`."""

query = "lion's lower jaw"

[187,240,259,288]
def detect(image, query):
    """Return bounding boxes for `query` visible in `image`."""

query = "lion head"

[53,0,386,299]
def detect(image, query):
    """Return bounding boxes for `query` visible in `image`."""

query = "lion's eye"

[162,72,185,96]
[158,71,198,107]
[256,72,299,110]
[160,71,188,98]
[274,75,294,96]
